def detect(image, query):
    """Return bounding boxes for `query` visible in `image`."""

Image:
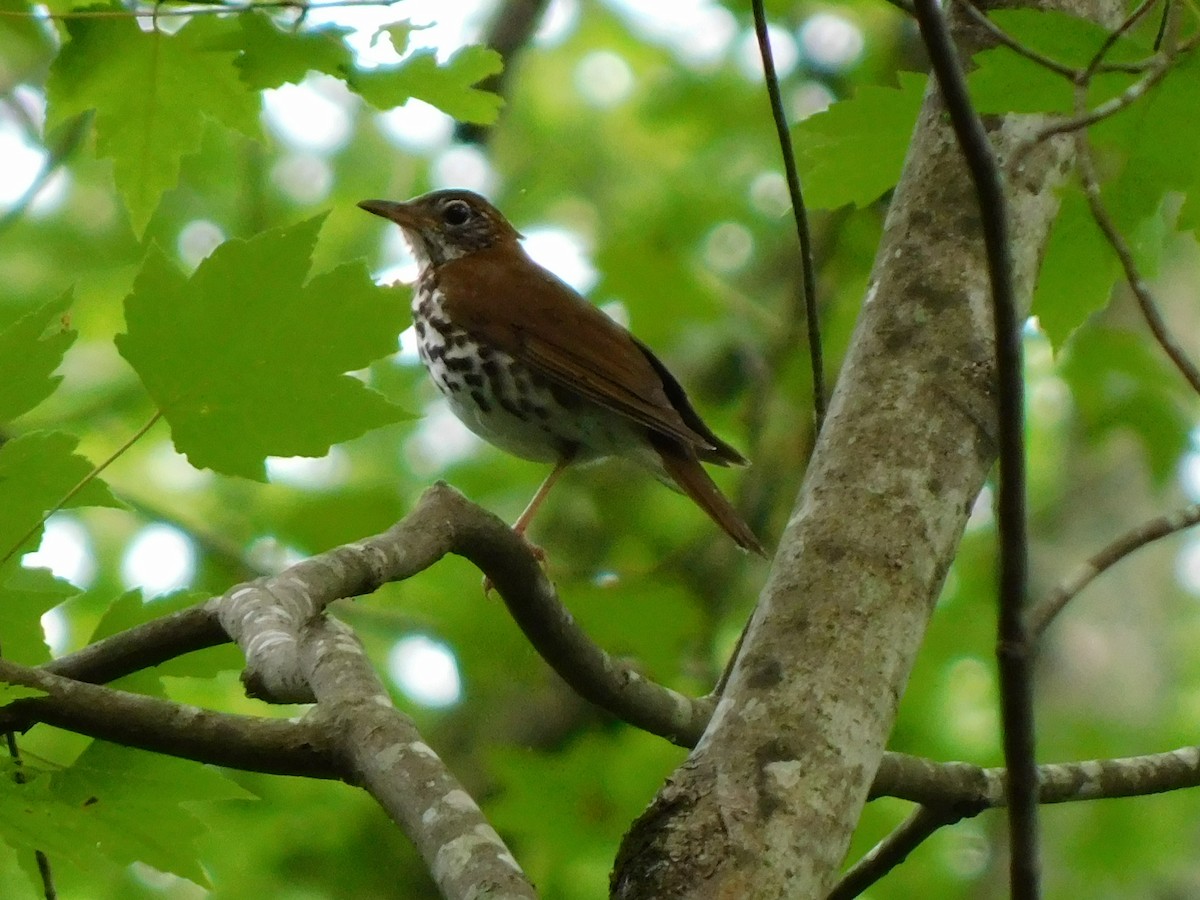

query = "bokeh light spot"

[121,524,196,598]
[388,634,462,708]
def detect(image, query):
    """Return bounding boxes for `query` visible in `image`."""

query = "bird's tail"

[654,441,767,556]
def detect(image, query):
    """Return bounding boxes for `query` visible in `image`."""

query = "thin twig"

[828,804,980,900]
[0,411,164,567]
[1083,0,1161,79]
[0,0,402,18]
[952,0,1078,78]
[912,3,1038,898]
[1073,100,1200,396]
[1030,503,1200,637]
[1027,34,1198,144]
[750,0,827,432]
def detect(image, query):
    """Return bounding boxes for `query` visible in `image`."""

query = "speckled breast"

[410,277,643,466]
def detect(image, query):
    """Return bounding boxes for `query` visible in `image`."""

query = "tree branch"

[837,744,1200,896]
[296,615,534,898]
[828,803,979,900]
[872,746,1200,806]
[33,484,715,746]
[0,658,335,777]
[751,0,827,431]
[912,1,1038,894]
[454,0,549,144]
[1029,503,1200,636]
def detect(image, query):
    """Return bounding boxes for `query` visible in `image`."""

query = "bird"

[358,189,765,557]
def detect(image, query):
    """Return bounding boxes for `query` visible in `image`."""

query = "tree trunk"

[611,1,1121,896]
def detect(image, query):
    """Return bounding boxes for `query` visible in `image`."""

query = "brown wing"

[437,245,743,464]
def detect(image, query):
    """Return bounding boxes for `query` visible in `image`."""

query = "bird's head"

[358,189,522,270]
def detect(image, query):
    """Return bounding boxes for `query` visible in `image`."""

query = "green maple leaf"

[792,72,927,210]
[218,13,354,89]
[0,565,79,666]
[1032,190,1120,349]
[0,290,76,425]
[46,14,259,235]
[0,431,121,564]
[967,10,1141,115]
[352,45,504,124]
[0,743,254,891]
[116,216,410,479]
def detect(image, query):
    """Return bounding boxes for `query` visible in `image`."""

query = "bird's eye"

[442,200,472,226]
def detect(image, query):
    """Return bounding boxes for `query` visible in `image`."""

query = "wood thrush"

[359,189,765,556]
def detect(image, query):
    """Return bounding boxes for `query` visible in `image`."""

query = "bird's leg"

[512,458,570,542]
[483,458,570,595]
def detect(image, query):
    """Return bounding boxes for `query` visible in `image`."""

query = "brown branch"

[828,803,980,899]
[42,604,228,686]
[37,484,714,746]
[454,0,549,144]
[0,658,335,777]
[1029,502,1200,637]
[838,745,1200,897]
[913,1,1039,893]
[953,0,1079,78]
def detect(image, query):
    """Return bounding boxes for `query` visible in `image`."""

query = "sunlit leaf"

[116,216,410,479]
[218,13,354,89]
[351,45,503,124]
[1033,189,1120,349]
[0,290,76,424]
[0,431,121,561]
[792,72,926,209]
[0,565,77,665]
[46,15,260,234]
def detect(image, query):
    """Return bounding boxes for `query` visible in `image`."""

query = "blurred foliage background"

[1,0,1199,897]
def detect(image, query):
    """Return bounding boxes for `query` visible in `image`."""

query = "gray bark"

[611,2,1121,896]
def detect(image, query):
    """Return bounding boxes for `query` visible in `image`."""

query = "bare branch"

[828,804,980,900]
[840,744,1200,897]
[38,484,714,746]
[1030,503,1200,636]
[873,746,1200,806]
[750,0,827,431]
[912,1,1038,895]
[0,658,335,777]
[43,604,228,686]
[295,615,535,898]
[1073,126,1200,396]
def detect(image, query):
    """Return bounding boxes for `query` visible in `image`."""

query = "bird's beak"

[357,199,429,230]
